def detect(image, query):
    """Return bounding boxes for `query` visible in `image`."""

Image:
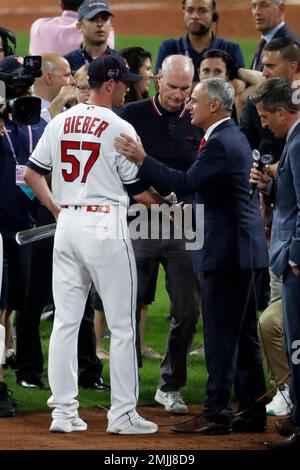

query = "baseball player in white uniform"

[24,55,159,435]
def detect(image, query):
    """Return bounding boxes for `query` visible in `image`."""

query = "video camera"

[0,56,42,125]
[250,149,273,199]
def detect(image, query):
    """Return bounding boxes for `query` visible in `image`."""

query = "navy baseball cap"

[88,54,142,83]
[78,0,113,20]
[0,56,25,74]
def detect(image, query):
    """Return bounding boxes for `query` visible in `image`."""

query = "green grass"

[16,33,257,69]
[15,32,30,57]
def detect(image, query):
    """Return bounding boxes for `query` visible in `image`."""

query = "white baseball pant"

[47,208,139,430]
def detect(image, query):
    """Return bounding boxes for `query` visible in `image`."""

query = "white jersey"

[29,103,139,208]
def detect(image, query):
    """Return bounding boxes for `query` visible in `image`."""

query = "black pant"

[202,268,266,424]
[78,301,103,385]
[15,236,54,381]
[133,236,199,390]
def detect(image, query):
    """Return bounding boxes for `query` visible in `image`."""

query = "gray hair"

[252,0,285,6]
[251,77,300,113]
[253,0,285,5]
[161,54,194,78]
[202,77,234,113]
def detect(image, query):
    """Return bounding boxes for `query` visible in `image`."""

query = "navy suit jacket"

[269,123,300,277]
[138,119,268,273]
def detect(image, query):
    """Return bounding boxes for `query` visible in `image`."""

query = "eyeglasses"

[76,85,90,92]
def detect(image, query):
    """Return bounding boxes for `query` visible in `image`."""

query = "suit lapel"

[274,123,300,199]
[277,142,288,171]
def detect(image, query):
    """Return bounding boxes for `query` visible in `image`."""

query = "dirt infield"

[0,0,299,38]
[0,405,286,451]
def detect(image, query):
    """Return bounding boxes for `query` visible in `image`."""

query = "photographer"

[0,26,16,60]
[0,55,49,390]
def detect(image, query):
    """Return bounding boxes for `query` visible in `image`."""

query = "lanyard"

[80,48,92,66]
[3,125,33,165]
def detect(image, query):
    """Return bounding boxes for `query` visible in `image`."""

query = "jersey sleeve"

[115,121,141,184]
[115,121,150,196]
[27,122,53,175]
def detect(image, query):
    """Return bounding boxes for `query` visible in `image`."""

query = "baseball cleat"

[107,415,158,435]
[266,384,292,416]
[155,389,188,414]
[49,416,88,433]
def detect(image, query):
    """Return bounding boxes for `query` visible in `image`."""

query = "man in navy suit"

[251,77,300,448]
[116,78,268,435]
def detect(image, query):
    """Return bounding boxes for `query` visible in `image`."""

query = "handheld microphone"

[250,149,273,199]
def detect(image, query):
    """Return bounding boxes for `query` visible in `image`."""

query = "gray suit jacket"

[270,122,300,277]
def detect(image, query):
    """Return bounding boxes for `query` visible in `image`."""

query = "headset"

[0,27,16,56]
[212,0,219,23]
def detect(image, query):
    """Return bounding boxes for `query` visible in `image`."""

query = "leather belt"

[61,205,110,213]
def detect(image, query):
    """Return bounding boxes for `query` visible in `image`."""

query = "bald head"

[40,53,70,75]
[33,53,74,101]
[158,55,194,112]
[161,54,194,81]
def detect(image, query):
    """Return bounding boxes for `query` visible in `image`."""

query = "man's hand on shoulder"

[115,133,147,166]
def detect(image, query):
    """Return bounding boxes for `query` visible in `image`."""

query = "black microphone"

[250,149,273,199]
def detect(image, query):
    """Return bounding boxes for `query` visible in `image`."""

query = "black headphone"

[0,27,16,56]
[212,0,219,23]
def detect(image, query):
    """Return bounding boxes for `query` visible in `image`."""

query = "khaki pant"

[259,298,289,386]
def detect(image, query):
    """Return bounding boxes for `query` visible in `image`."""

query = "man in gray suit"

[251,77,300,448]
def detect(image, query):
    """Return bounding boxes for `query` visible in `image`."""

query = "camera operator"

[0,26,16,61]
[0,55,50,390]
[0,28,17,374]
